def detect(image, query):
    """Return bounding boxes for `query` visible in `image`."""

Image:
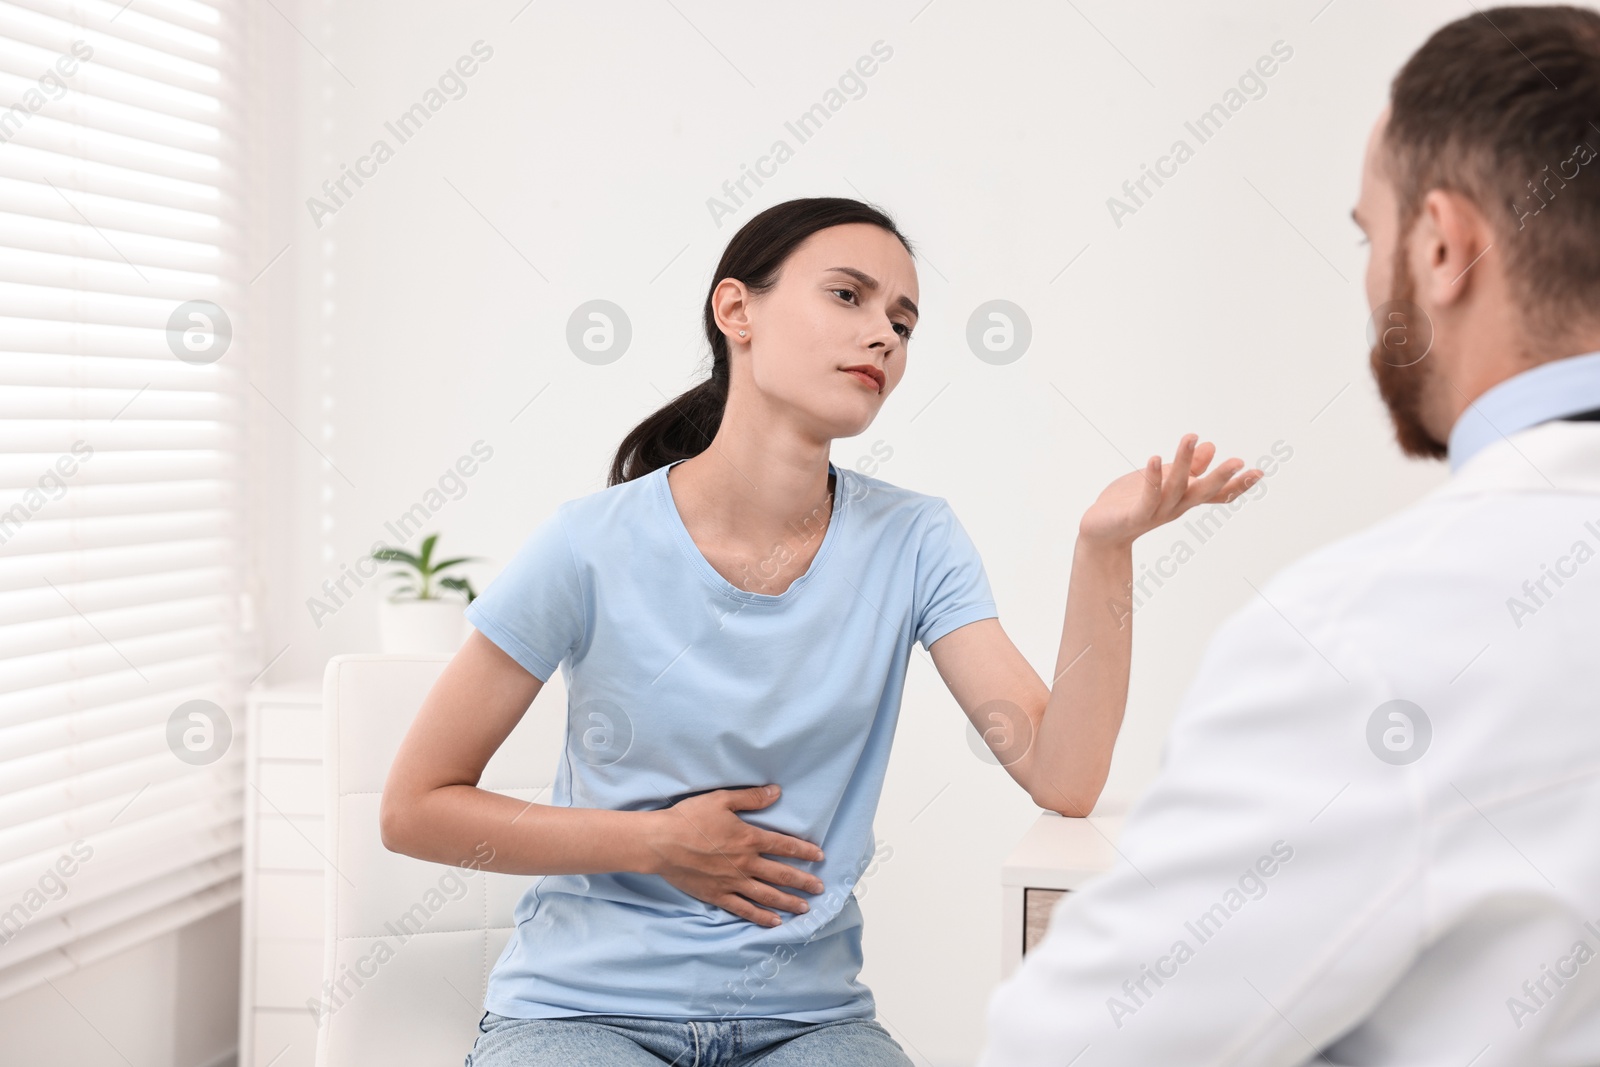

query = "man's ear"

[1415,188,1495,309]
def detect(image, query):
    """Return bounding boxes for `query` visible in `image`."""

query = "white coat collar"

[1430,419,1600,499]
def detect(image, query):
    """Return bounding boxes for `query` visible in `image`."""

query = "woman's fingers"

[752,857,824,895]
[1189,439,1217,477]
[1159,435,1199,515]
[689,865,816,927]
[1212,470,1261,503]
[1194,467,1259,506]
[1180,458,1245,508]
[1139,453,1163,504]
[743,879,813,916]
[757,829,824,863]
[717,871,811,921]
[708,863,812,925]
[719,894,782,927]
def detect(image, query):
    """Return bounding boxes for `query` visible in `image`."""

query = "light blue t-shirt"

[462,456,999,1022]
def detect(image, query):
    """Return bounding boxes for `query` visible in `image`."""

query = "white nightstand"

[1000,804,1127,980]
[239,679,327,1067]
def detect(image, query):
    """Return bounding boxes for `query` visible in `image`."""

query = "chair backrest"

[315,653,566,1067]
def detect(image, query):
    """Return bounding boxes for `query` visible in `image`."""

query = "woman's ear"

[711,277,752,343]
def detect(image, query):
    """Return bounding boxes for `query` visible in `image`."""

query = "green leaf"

[429,556,481,573]
[372,548,419,567]
[417,533,439,573]
[439,576,477,603]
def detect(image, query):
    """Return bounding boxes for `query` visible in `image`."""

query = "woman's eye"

[835,288,912,339]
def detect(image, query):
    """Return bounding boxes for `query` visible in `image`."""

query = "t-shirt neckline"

[655,457,847,605]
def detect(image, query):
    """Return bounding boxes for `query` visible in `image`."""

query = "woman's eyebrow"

[826,266,919,320]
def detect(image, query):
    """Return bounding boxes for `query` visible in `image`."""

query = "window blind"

[0,0,247,1000]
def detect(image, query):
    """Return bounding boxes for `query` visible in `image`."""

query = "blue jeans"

[465,1009,915,1066]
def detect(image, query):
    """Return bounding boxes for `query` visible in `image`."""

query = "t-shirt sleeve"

[913,497,999,652]
[462,507,586,682]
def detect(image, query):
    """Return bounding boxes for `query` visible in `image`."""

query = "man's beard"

[1368,247,1449,460]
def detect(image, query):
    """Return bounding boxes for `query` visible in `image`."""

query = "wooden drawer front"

[1023,888,1068,957]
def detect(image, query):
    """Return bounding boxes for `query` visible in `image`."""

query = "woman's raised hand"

[643,784,826,928]
[1078,433,1263,547]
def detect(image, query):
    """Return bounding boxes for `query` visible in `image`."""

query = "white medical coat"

[978,417,1600,1066]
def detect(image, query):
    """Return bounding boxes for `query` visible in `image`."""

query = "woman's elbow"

[1029,774,1105,818]
[378,788,417,854]
[1033,789,1097,818]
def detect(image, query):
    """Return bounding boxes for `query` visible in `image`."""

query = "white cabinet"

[239,681,326,1067]
[999,807,1126,980]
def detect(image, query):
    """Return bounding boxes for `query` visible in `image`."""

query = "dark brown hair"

[1385,5,1600,341]
[607,197,914,486]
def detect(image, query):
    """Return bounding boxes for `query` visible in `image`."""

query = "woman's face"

[718,222,919,440]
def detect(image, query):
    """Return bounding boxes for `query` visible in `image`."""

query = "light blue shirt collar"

[1447,350,1600,474]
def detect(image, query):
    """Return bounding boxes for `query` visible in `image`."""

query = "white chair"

[314,653,566,1067]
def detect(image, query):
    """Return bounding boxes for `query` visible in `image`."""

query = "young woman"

[380,197,1261,1066]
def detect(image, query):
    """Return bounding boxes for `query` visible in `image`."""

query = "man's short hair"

[1387,5,1600,333]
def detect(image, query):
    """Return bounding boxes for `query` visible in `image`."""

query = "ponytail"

[607,369,728,485]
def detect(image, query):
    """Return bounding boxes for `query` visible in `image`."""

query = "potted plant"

[372,532,480,653]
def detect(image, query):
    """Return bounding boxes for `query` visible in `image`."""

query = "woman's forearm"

[1020,435,1255,815]
[1026,534,1134,816]
[380,783,661,876]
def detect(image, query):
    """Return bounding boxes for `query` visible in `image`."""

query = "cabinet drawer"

[256,871,324,939]
[257,705,322,760]
[257,815,327,871]
[255,938,324,1009]
[252,1008,319,1067]
[256,761,323,816]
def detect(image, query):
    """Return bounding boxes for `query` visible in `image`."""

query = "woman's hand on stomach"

[643,784,827,928]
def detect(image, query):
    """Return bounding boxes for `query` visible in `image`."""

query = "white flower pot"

[377,597,468,654]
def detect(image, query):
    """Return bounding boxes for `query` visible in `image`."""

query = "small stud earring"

[738,330,746,336]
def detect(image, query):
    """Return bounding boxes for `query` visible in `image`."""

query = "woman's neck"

[666,447,835,558]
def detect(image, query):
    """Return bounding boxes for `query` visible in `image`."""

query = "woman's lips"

[843,369,881,392]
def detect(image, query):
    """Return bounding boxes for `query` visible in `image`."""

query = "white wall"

[248,1,1520,1061]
